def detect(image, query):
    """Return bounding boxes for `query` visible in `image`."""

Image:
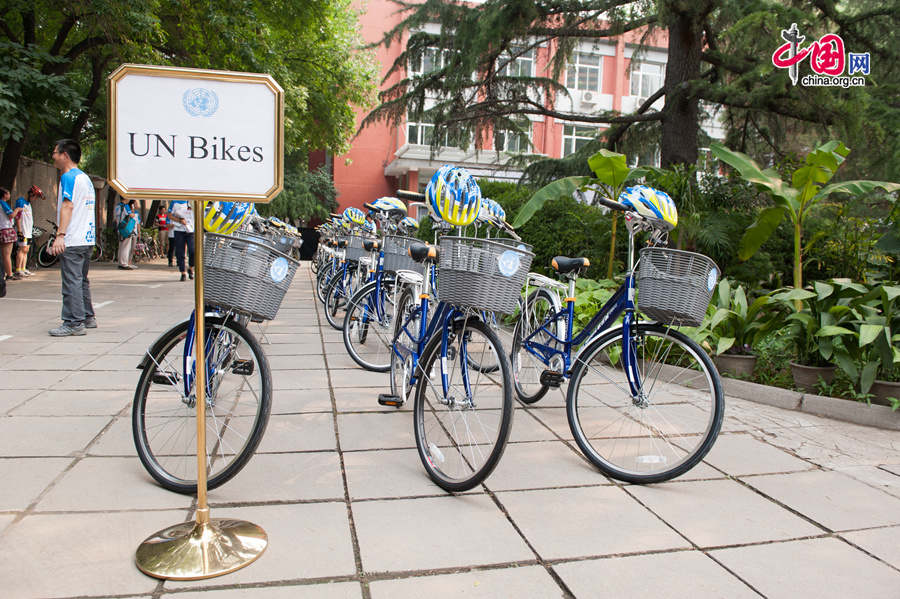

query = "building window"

[562,124,600,156]
[406,111,467,147]
[498,46,534,78]
[630,61,664,100]
[495,119,531,153]
[408,47,450,77]
[566,51,602,92]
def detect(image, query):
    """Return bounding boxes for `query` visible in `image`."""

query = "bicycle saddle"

[363,239,380,252]
[408,242,439,263]
[551,256,590,274]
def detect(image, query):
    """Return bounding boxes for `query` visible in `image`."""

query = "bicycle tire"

[342,279,397,372]
[90,245,102,262]
[413,315,514,493]
[324,268,352,330]
[566,322,723,484]
[37,242,57,267]
[132,316,272,494]
[510,288,561,404]
[316,264,337,304]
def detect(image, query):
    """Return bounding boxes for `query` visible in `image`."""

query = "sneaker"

[84,317,98,329]
[9,272,23,280]
[118,265,130,270]
[128,264,138,270]
[49,323,86,337]
[180,273,187,281]
[168,261,174,267]
[23,269,33,276]
[188,269,194,280]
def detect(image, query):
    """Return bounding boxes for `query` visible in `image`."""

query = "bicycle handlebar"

[594,197,629,213]
[396,190,425,202]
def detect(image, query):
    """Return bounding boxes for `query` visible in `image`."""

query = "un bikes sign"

[108,64,284,203]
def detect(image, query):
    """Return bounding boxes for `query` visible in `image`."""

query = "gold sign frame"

[107,63,284,203]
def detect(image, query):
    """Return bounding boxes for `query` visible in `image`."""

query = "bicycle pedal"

[151,371,180,385]
[378,394,404,408]
[231,359,255,376]
[540,370,565,388]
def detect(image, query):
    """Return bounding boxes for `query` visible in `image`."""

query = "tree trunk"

[0,136,26,190]
[660,5,710,168]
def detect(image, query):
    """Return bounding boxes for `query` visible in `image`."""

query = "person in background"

[48,138,96,336]
[167,202,176,267]
[0,187,18,282]
[13,185,42,278]
[114,197,138,270]
[156,205,168,263]
[170,200,194,281]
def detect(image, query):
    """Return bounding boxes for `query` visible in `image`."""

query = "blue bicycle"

[511,196,724,484]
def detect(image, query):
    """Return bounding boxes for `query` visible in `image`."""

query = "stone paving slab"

[0,261,898,598]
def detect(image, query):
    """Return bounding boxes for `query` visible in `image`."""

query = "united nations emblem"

[182,88,219,117]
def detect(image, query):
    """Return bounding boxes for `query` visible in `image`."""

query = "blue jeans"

[59,245,94,326]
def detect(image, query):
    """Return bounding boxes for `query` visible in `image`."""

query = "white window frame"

[566,51,603,92]
[629,60,665,100]
[408,46,451,77]
[562,124,600,156]
[495,119,532,153]
[498,46,535,78]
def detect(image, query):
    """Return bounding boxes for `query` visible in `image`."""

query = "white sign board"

[108,64,284,203]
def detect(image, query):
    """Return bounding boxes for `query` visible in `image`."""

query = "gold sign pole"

[135,201,267,580]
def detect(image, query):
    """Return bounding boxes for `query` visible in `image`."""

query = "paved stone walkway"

[1,261,899,598]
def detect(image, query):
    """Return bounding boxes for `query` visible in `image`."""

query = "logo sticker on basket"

[707,267,719,292]
[270,257,289,283]
[497,250,521,277]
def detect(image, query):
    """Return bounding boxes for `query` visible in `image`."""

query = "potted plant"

[693,279,776,377]
[771,280,867,391]
[847,284,900,406]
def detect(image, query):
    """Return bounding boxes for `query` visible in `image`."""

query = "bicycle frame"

[392,264,469,399]
[519,215,652,397]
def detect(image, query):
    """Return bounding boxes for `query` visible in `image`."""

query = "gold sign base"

[136,518,267,580]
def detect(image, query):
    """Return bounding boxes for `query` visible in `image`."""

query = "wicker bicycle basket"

[344,233,370,261]
[637,247,719,327]
[203,233,300,321]
[383,235,425,275]
[437,236,534,314]
[233,230,293,255]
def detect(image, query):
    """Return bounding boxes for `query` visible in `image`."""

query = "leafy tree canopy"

[0,0,377,189]
[361,0,899,183]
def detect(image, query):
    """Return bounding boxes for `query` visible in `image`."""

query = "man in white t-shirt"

[48,139,96,336]
[170,201,195,282]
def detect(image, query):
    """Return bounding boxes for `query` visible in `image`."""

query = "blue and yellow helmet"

[398,216,419,234]
[425,165,482,226]
[203,201,253,234]
[342,206,366,227]
[618,185,678,230]
[363,219,377,235]
[369,196,407,215]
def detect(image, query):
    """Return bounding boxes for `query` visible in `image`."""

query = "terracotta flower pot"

[869,380,900,407]
[789,362,836,392]
[714,354,757,378]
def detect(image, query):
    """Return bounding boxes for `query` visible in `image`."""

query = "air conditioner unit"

[580,90,598,104]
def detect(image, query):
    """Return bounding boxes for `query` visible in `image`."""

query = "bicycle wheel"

[343,278,397,372]
[324,267,353,330]
[510,289,561,404]
[37,242,57,267]
[132,316,272,494]
[566,322,723,484]
[90,245,102,262]
[316,263,337,304]
[390,284,421,401]
[413,315,514,492]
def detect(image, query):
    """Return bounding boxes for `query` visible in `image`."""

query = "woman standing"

[170,201,194,281]
[0,187,19,282]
